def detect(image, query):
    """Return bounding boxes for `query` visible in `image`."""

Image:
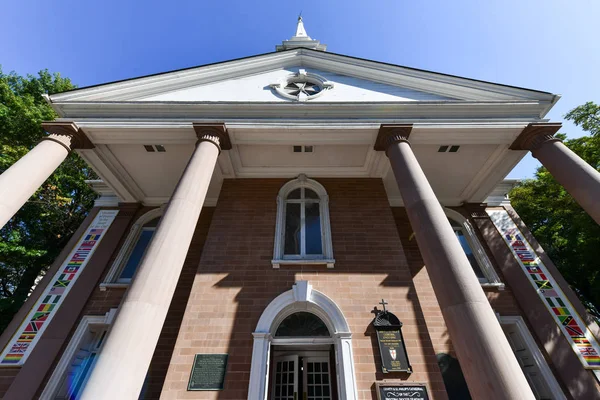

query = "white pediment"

[138,67,455,103]
[49,49,557,106]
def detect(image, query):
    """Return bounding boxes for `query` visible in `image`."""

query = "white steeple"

[276,16,327,52]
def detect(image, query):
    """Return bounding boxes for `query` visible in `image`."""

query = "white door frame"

[247,281,358,400]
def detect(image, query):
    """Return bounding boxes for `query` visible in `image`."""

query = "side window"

[449,219,487,282]
[445,210,502,286]
[40,311,115,399]
[273,175,334,268]
[101,209,162,288]
[500,317,566,399]
[116,218,158,283]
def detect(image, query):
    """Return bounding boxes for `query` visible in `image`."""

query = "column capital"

[41,121,94,150]
[374,124,413,151]
[192,123,232,152]
[509,122,562,151]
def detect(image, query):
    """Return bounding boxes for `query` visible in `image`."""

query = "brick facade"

[160,178,448,400]
[0,178,588,399]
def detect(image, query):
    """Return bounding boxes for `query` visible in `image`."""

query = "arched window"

[275,312,330,337]
[273,175,334,268]
[445,209,502,286]
[100,208,162,288]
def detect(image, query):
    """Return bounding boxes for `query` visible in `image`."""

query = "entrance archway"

[247,281,358,400]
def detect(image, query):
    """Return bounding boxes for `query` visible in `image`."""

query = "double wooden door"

[272,355,332,400]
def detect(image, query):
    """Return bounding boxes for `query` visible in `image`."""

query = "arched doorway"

[247,281,358,400]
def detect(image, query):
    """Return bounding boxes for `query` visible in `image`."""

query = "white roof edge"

[47,48,558,104]
[485,179,521,206]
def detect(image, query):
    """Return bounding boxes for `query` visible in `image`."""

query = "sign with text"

[188,354,228,390]
[377,383,430,400]
[488,209,600,369]
[376,329,411,373]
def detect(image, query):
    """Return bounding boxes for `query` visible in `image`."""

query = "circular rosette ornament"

[270,69,333,101]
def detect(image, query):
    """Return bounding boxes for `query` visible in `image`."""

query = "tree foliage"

[510,103,600,318]
[0,69,97,332]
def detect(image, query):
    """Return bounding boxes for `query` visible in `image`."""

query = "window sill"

[272,259,335,269]
[480,282,505,291]
[99,282,130,291]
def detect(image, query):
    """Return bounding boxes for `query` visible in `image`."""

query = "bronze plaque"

[187,354,228,391]
[376,329,411,373]
[377,383,430,400]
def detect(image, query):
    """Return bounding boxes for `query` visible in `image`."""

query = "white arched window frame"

[99,208,163,290]
[40,309,116,399]
[444,208,503,288]
[272,175,334,269]
[248,281,358,400]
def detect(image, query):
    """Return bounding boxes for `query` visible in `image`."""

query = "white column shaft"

[387,139,535,399]
[80,139,220,399]
[0,137,71,229]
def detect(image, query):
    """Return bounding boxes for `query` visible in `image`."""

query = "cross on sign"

[379,299,388,313]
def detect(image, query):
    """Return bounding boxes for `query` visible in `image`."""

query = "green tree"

[0,69,97,332]
[510,102,600,318]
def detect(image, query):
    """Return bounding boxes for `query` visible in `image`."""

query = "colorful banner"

[488,209,600,369]
[0,210,118,366]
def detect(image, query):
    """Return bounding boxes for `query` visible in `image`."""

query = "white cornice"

[51,101,552,121]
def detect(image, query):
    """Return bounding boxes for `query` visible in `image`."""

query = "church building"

[2,17,600,400]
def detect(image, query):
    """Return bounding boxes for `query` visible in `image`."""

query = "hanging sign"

[0,210,119,366]
[487,209,600,369]
[373,299,412,374]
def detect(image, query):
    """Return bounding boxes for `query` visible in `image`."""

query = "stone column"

[80,124,231,400]
[376,125,535,400]
[0,122,93,230]
[511,122,600,225]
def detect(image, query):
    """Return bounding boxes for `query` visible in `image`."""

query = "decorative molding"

[41,121,94,150]
[374,124,413,151]
[498,316,567,399]
[193,123,232,151]
[484,179,520,206]
[0,210,119,366]
[85,180,119,207]
[292,281,312,302]
[248,281,357,400]
[509,123,562,151]
[269,69,333,101]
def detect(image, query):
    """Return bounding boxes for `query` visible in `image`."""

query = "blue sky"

[2,0,598,178]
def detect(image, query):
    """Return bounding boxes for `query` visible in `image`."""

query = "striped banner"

[0,210,118,366]
[488,209,600,369]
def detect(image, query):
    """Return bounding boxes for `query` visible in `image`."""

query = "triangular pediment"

[49,49,556,105]
[138,67,456,103]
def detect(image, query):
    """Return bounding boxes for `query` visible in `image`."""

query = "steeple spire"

[295,15,309,38]
[276,16,327,52]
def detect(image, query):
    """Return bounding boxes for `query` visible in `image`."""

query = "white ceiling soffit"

[48,49,558,109]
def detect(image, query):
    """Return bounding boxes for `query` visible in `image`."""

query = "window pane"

[120,230,154,280]
[305,203,322,255]
[287,188,301,199]
[284,203,301,255]
[455,230,486,279]
[275,312,330,337]
[305,188,319,199]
